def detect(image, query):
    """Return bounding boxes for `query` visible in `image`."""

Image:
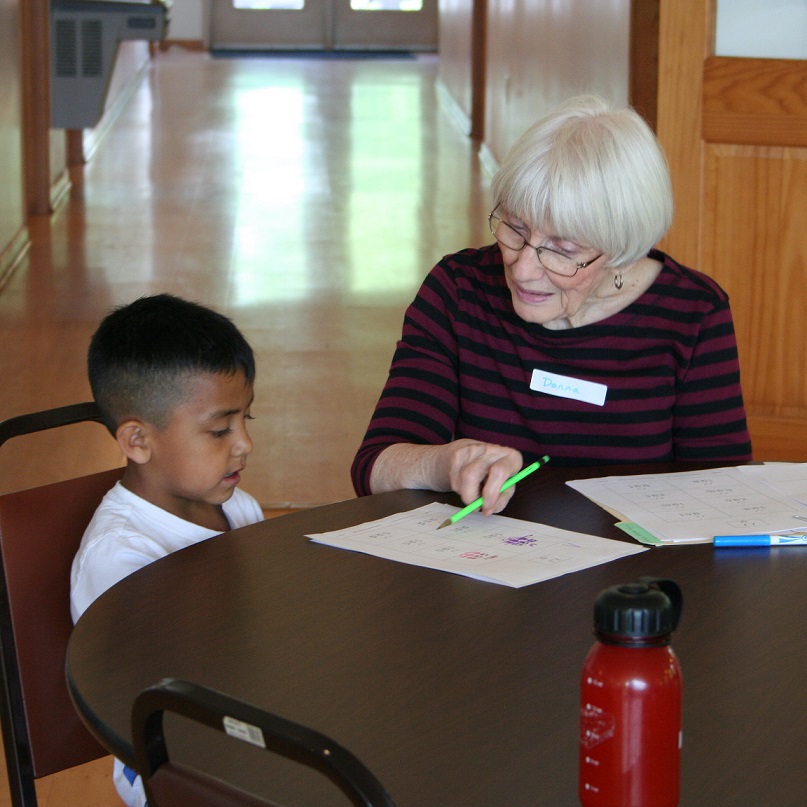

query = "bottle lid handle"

[638,577,683,631]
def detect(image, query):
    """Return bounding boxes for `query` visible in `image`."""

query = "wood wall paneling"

[655,0,711,270]
[0,0,29,287]
[482,0,517,164]
[703,57,807,148]
[483,0,631,165]
[745,415,807,462]
[20,0,55,215]
[705,69,807,460]
[469,0,486,138]
[629,0,659,129]
[438,0,475,131]
[657,0,807,460]
[0,0,157,287]
[704,145,807,445]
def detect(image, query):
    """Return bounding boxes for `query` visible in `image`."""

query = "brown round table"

[67,464,807,805]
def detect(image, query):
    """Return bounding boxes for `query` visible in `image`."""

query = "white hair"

[490,95,673,268]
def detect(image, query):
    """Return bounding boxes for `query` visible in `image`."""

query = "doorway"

[210,0,438,51]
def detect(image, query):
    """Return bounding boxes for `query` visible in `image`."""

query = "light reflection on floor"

[0,50,493,506]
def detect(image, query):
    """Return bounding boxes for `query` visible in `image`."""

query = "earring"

[614,271,623,290]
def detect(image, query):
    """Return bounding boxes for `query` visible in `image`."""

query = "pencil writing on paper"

[437,455,550,529]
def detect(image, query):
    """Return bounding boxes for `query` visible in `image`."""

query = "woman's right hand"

[444,439,524,514]
[369,439,524,515]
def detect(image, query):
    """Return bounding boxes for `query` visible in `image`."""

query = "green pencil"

[437,455,550,529]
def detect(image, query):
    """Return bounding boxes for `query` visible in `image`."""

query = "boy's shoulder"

[71,484,263,622]
[222,487,264,527]
[82,481,140,536]
[85,482,263,540]
[76,481,179,563]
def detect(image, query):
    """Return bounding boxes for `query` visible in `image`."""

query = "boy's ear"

[115,419,153,464]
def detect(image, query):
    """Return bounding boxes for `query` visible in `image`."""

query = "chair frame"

[0,402,120,807]
[133,678,397,807]
[0,402,105,447]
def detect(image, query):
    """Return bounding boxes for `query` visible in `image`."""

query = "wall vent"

[53,19,78,78]
[80,20,104,77]
[50,0,168,129]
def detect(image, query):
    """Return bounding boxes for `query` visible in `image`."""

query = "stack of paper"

[567,464,807,545]
[308,502,645,588]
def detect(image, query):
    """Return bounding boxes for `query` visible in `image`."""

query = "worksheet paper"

[735,463,807,507]
[307,502,645,588]
[567,464,807,544]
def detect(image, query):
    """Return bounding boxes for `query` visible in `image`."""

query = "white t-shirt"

[71,481,264,622]
[70,481,264,807]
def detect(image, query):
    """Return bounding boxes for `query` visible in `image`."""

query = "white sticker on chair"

[223,715,267,748]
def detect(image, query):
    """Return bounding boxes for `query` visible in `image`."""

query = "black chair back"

[133,678,397,807]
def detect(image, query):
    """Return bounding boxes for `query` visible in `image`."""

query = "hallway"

[0,48,492,505]
[0,48,492,805]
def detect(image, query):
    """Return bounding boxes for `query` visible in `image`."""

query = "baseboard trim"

[160,39,206,52]
[50,170,73,211]
[435,79,471,137]
[0,226,31,292]
[478,141,499,180]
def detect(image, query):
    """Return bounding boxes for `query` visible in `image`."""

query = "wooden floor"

[0,47,491,804]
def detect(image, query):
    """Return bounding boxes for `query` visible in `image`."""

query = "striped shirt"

[351,246,752,495]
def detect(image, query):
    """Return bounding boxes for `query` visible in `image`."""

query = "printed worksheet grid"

[309,503,646,587]
[601,470,799,524]
[327,506,594,568]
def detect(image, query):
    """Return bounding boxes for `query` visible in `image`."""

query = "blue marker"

[713,534,807,547]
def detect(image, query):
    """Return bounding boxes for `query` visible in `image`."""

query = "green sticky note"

[616,522,664,546]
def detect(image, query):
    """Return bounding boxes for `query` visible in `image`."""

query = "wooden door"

[210,0,437,51]
[655,0,807,460]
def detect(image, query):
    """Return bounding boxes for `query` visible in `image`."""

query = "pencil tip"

[437,520,450,530]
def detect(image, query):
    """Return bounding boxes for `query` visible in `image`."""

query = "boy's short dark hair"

[88,294,256,433]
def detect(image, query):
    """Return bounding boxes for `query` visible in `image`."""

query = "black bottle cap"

[593,577,683,645]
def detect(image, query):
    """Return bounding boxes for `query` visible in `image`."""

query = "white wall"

[167,0,207,41]
[716,0,807,59]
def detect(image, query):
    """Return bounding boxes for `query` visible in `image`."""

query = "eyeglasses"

[488,210,602,278]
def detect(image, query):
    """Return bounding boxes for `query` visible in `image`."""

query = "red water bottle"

[579,577,683,807]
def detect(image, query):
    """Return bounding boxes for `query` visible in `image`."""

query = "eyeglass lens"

[489,214,579,277]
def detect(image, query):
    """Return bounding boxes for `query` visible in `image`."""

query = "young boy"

[70,293,264,807]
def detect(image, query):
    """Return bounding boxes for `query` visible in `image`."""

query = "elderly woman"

[351,94,752,515]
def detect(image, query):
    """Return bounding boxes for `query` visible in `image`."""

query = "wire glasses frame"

[488,209,603,278]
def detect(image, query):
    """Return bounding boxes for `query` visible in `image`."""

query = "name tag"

[529,369,607,406]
